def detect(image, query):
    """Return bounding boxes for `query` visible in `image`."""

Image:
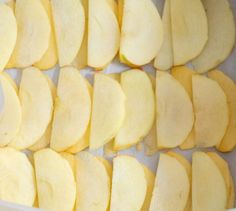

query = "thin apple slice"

[34,149,76,211]
[150,153,190,211]
[192,152,227,211]
[192,75,229,147]
[119,0,163,66]
[170,0,208,65]
[208,70,236,152]
[51,0,85,66]
[115,70,155,150]
[9,67,53,150]
[156,71,194,148]
[192,0,235,73]
[88,0,120,69]
[50,67,91,152]
[110,155,147,211]
[90,73,125,150]
[75,151,111,211]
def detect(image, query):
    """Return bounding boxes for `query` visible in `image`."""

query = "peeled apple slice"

[34,149,76,211]
[51,67,91,152]
[156,71,194,148]
[192,152,227,211]
[0,74,21,146]
[170,0,208,65]
[192,75,229,147]
[9,67,53,150]
[119,0,163,66]
[0,3,17,71]
[0,147,36,206]
[110,155,147,211]
[90,74,125,150]
[51,0,85,66]
[60,152,76,175]
[115,70,155,150]
[75,152,111,211]
[192,0,235,73]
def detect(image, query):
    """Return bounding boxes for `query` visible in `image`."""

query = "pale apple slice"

[0,147,36,206]
[96,156,112,178]
[156,71,194,148]
[119,0,163,66]
[9,67,53,150]
[192,152,227,211]
[34,148,76,211]
[75,151,111,211]
[170,0,208,65]
[154,0,173,71]
[90,73,125,150]
[208,70,236,152]
[51,0,85,66]
[110,155,147,211]
[207,152,235,209]
[192,0,235,73]
[51,67,91,152]
[0,3,17,71]
[88,0,120,69]
[192,75,229,147]
[60,152,75,175]
[150,153,190,211]
[0,74,21,146]
[7,0,50,68]
[115,70,155,150]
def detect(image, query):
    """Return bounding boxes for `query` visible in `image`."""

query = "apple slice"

[150,153,190,211]
[9,67,53,150]
[192,75,229,147]
[110,155,147,211]
[192,152,227,211]
[208,70,236,152]
[0,3,17,71]
[75,151,111,211]
[60,152,75,175]
[119,0,163,66]
[156,71,194,148]
[115,70,155,150]
[51,67,91,152]
[144,122,157,156]
[34,149,76,211]
[170,0,208,65]
[90,74,125,150]
[51,0,85,66]
[154,0,173,71]
[192,0,235,73]
[88,0,120,69]
[96,156,112,178]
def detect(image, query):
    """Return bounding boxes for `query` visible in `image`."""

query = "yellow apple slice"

[119,0,163,66]
[115,70,155,150]
[170,0,208,65]
[0,147,36,206]
[51,67,91,152]
[75,151,111,211]
[88,0,120,69]
[0,74,21,146]
[9,67,53,150]
[34,0,58,70]
[208,70,236,152]
[60,152,75,175]
[90,73,125,150]
[192,152,227,211]
[192,75,229,147]
[150,153,190,211]
[8,0,50,68]
[154,0,173,71]
[51,0,85,66]
[156,71,194,148]
[192,0,235,73]
[0,3,17,71]
[110,155,147,211]
[96,156,112,178]
[34,148,76,211]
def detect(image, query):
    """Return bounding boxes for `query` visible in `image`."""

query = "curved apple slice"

[9,67,53,150]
